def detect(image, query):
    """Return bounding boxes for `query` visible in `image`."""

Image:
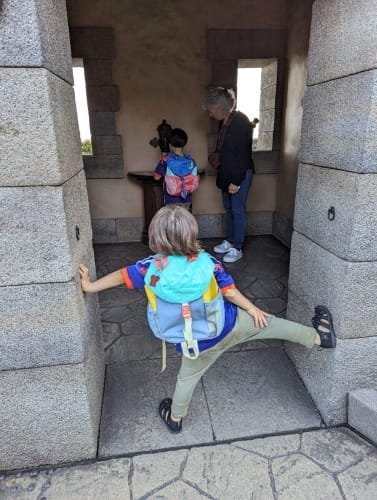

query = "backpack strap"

[180,303,200,360]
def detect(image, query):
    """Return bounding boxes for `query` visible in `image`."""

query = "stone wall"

[0,0,104,470]
[286,0,377,424]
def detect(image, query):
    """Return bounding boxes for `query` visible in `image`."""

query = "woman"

[205,87,255,263]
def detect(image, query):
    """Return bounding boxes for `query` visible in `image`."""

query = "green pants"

[171,309,317,419]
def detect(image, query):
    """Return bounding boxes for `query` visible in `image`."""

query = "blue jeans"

[222,170,253,249]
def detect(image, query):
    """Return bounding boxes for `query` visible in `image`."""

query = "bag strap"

[180,303,199,360]
[215,111,236,152]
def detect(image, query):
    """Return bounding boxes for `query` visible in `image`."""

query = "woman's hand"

[228,183,240,195]
[79,264,93,293]
[246,304,270,328]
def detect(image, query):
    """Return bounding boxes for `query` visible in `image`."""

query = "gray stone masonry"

[308,0,377,85]
[1,429,376,498]
[349,389,377,445]
[295,164,377,261]
[0,0,73,83]
[0,320,104,471]
[288,231,377,340]
[0,171,92,286]
[300,69,377,173]
[0,68,82,186]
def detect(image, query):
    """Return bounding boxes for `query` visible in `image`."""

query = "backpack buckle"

[182,304,191,319]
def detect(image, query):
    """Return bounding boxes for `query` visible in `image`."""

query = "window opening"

[72,58,92,155]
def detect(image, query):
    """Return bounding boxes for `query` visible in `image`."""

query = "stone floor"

[2,236,377,498]
[2,428,377,499]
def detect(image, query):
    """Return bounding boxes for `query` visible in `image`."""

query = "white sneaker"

[213,240,233,254]
[223,248,243,263]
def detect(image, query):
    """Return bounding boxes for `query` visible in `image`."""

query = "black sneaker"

[312,305,337,348]
[159,398,182,433]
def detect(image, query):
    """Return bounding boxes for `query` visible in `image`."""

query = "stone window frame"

[70,27,124,179]
[207,29,287,175]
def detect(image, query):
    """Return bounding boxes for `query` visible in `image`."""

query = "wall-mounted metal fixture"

[149,119,173,154]
[328,206,335,221]
[75,225,80,241]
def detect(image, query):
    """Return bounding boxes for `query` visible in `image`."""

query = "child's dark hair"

[169,128,188,148]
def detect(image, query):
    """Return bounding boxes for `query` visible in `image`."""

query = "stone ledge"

[348,389,377,445]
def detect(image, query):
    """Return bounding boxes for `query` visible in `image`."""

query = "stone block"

[0,324,104,470]
[285,314,377,425]
[116,217,144,242]
[0,0,73,83]
[207,29,287,60]
[0,171,92,286]
[84,59,113,85]
[258,108,276,132]
[256,131,274,151]
[308,0,377,85]
[70,27,115,60]
[348,389,377,445]
[288,231,377,339]
[0,68,82,186]
[196,213,223,238]
[89,111,117,136]
[273,211,293,248]
[86,85,119,112]
[253,150,280,173]
[92,135,122,155]
[84,155,124,179]
[211,60,237,87]
[0,273,102,370]
[246,211,273,235]
[300,70,377,173]
[294,164,377,261]
[92,218,118,243]
[261,60,278,88]
[259,84,277,110]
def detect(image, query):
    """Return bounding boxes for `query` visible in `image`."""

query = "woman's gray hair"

[204,87,236,113]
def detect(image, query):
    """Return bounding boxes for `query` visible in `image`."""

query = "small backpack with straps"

[164,153,199,199]
[144,252,225,369]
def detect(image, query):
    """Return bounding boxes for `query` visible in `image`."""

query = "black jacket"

[216,111,254,191]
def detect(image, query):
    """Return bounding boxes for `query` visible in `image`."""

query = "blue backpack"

[164,153,199,199]
[144,252,225,365]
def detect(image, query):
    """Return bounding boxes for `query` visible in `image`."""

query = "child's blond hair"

[148,206,201,256]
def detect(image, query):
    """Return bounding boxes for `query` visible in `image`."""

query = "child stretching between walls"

[80,206,336,434]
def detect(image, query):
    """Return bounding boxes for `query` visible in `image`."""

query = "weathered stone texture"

[83,155,124,179]
[308,0,377,85]
[0,276,101,370]
[294,164,377,261]
[0,68,82,186]
[300,70,377,173]
[0,171,92,286]
[273,211,293,248]
[288,231,377,339]
[0,0,73,83]
[0,325,104,470]
[349,389,377,445]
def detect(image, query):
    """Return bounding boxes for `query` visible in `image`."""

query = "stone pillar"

[286,0,377,424]
[0,1,104,469]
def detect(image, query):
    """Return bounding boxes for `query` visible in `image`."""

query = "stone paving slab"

[98,358,214,457]
[2,429,377,499]
[204,350,321,441]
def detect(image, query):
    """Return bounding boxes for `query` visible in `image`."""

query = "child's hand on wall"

[79,264,93,293]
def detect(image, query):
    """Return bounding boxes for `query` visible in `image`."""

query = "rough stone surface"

[338,454,377,500]
[301,428,373,473]
[196,213,224,238]
[0,277,101,370]
[84,59,113,86]
[300,70,377,173]
[132,450,187,499]
[349,389,377,445]
[92,218,118,243]
[0,458,131,499]
[0,68,82,186]
[0,324,104,470]
[288,231,377,339]
[294,164,377,261]
[0,0,73,83]
[272,453,342,499]
[83,154,124,179]
[233,433,300,458]
[246,210,273,235]
[98,358,214,457]
[285,311,377,425]
[183,445,273,499]
[101,322,121,350]
[203,350,321,441]
[87,86,120,112]
[116,217,144,242]
[92,135,122,155]
[307,0,377,85]
[0,171,92,286]
[89,111,117,136]
[273,210,293,248]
